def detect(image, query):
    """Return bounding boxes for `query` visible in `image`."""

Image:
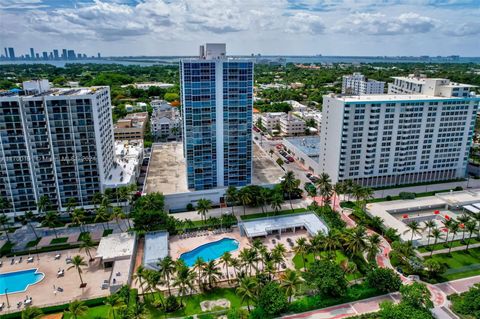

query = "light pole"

[5,288,10,308]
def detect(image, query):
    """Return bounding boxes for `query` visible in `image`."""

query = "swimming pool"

[0,269,45,294]
[180,238,239,267]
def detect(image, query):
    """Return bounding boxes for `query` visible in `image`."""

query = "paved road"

[282,276,480,319]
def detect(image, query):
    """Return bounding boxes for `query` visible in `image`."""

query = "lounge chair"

[0,302,5,310]
[27,257,34,263]
[54,254,61,260]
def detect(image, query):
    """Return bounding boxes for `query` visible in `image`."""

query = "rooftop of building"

[391,75,476,87]
[284,136,320,157]
[144,142,284,195]
[104,140,143,188]
[329,93,479,102]
[0,86,107,98]
[239,212,329,237]
[95,232,136,261]
[143,231,169,270]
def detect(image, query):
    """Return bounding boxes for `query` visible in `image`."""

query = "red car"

[286,156,294,162]
[276,144,283,149]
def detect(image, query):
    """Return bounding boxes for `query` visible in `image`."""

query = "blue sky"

[0,0,479,56]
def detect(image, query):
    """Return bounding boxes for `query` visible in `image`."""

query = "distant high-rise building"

[342,73,385,95]
[0,81,116,215]
[98,52,101,58]
[62,49,67,59]
[67,50,76,59]
[42,51,48,60]
[53,49,59,59]
[35,53,40,59]
[77,53,81,59]
[30,48,35,60]
[180,43,253,190]
[8,47,15,60]
[4,48,8,58]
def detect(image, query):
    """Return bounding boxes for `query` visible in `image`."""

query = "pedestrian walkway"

[419,242,480,257]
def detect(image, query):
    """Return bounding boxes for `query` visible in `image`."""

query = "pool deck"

[0,248,112,314]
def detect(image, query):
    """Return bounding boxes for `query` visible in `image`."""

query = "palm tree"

[442,218,453,247]
[0,214,12,242]
[366,233,381,261]
[143,270,163,304]
[351,183,364,207]
[71,208,85,232]
[272,243,287,270]
[281,269,304,303]
[457,214,471,243]
[225,186,238,214]
[193,257,206,289]
[259,188,271,215]
[66,198,77,216]
[0,196,11,215]
[42,211,60,238]
[133,265,146,295]
[80,233,95,261]
[323,233,339,259]
[270,192,284,214]
[204,260,221,289]
[111,207,126,232]
[196,198,212,224]
[238,187,253,216]
[92,192,103,210]
[65,300,88,319]
[68,255,87,286]
[344,226,368,257]
[24,211,39,240]
[94,206,110,231]
[158,256,176,295]
[104,294,125,319]
[229,257,240,280]
[220,252,232,282]
[21,306,43,319]
[236,276,257,312]
[429,227,443,257]
[282,171,299,211]
[406,221,422,242]
[333,182,345,208]
[293,237,309,271]
[360,187,374,208]
[239,248,258,275]
[173,265,197,306]
[465,221,477,250]
[448,221,460,254]
[423,220,436,247]
[36,195,50,215]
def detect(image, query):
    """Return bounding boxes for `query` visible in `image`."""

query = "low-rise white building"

[342,73,385,95]
[121,82,174,90]
[150,99,172,112]
[103,140,143,189]
[260,112,284,132]
[280,112,306,136]
[151,107,181,140]
[388,75,475,97]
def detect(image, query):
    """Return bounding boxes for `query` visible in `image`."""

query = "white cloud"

[444,22,480,36]
[285,12,325,34]
[334,12,437,35]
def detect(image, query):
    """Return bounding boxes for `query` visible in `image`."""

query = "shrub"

[227,308,249,319]
[366,268,402,293]
[399,192,416,200]
[186,203,195,211]
[165,295,181,312]
[303,260,348,297]
[256,282,288,316]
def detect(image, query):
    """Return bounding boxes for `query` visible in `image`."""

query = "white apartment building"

[319,80,480,187]
[389,75,474,97]
[150,99,172,112]
[280,112,306,136]
[0,80,129,215]
[342,73,385,95]
[151,107,181,140]
[260,112,284,132]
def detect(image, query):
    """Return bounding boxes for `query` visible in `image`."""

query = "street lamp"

[5,288,10,308]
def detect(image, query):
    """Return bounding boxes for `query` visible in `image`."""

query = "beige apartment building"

[114,112,149,140]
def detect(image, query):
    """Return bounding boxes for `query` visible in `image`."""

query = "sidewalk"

[419,242,480,257]
[282,276,480,319]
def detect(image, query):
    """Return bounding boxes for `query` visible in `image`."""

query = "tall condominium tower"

[319,78,479,187]
[8,47,15,60]
[30,48,35,60]
[180,43,253,190]
[342,73,385,95]
[0,80,116,215]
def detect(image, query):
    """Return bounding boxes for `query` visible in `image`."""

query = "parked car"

[306,173,312,178]
[309,176,319,183]
[286,156,294,162]
[275,144,283,149]
[304,182,316,193]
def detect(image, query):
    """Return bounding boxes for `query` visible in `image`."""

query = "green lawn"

[77,232,90,242]
[240,208,308,220]
[418,238,480,253]
[147,288,242,318]
[50,237,69,244]
[26,238,41,248]
[0,241,14,256]
[63,305,110,319]
[424,247,480,281]
[292,251,363,281]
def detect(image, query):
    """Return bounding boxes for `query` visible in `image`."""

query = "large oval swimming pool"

[180,238,239,267]
[0,268,45,294]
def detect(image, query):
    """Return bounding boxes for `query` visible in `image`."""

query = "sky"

[0,0,479,57]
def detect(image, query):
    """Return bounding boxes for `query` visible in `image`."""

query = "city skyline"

[1,0,479,57]
[1,46,101,60]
